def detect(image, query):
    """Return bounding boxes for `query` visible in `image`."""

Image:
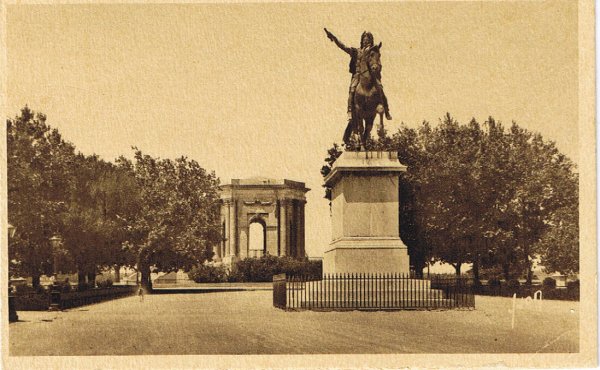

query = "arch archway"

[248,217,267,258]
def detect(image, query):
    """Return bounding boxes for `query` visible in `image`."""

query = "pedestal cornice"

[324,151,407,187]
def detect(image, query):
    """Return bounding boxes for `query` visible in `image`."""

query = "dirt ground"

[9,291,578,355]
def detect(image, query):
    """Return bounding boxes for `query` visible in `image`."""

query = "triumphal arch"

[215,177,309,266]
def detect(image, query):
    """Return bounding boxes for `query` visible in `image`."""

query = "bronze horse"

[343,43,385,150]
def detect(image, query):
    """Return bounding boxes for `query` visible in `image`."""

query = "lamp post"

[49,235,62,311]
[49,235,63,277]
[8,224,18,322]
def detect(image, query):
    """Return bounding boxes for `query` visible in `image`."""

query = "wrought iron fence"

[273,273,474,311]
[14,286,137,311]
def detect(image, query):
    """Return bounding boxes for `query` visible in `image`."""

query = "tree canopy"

[7,107,222,289]
[322,114,579,281]
[124,149,221,289]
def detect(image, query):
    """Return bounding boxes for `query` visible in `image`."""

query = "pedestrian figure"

[138,285,144,302]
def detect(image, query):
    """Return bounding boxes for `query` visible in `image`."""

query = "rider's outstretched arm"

[324,28,353,55]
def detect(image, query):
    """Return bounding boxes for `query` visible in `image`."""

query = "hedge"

[189,256,323,283]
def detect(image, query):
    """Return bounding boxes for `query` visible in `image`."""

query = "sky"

[7,2,578,259]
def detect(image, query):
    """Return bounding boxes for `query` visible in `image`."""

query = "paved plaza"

[9,291,578,355]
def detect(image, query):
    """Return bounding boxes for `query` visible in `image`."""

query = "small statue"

[324,28,392,122]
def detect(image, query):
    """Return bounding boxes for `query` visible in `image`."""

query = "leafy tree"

[400,121,479,277]
[126,149,222,290]
[537,200,578,275]
[8,107,223,291]
[321,113,579,281]
[390,123,433,276]
[61,155,139,287]
[7,107,75,287]
[498,123,578,283]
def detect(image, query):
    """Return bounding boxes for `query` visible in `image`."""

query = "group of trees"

[8,107,221,290]
[322,114,579,283]
[7,107,579,290]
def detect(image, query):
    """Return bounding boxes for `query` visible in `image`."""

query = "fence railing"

[14,286,137,311]
[273,273,474,311]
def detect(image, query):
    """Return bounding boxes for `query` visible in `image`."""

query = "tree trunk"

[454,263,462,276]
[472,258,481,286]
[140,264,152,291]
[414,257,425,278]
[114,264,121,283]
[87,271,96,288]
[31,274,40,289]
[502,262,510,281]
[525,263,533,286]
[523,240,533,285]
[77,270,86,288]
[138,249,153,292]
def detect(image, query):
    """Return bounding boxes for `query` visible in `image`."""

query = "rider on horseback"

[324,29,392,122]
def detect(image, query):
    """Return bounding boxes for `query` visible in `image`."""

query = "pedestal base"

[323,237,409,274]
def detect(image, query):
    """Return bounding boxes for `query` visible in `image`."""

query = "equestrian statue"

[324,28,392,150]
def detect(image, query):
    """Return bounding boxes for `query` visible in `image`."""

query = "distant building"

[215,177,309,267]
[153,270,194,285]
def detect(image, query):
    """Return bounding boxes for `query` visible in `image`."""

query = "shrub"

[14,285,36,295]
[543,277,557,289]
[14,293,50,310]
[77,282,91,291]
[226,270,243,283]
[506,279,520,289]
[232,255,278,282]
[488,277,502,287]
[468,278,482,287]
[189,257,323,283]
[231,255,322,282]
[188,264,228,283]
[36,285,49,294]
[567,279,580,300]
[97,279,114,289]
[567,279,580,290]
[566,279,580,300]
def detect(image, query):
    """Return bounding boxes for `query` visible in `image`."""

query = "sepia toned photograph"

[1,1,596,369]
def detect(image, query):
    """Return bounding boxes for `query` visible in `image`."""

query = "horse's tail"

[343,118,354,146]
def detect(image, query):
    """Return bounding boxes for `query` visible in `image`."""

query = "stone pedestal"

[323,151,409,274]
